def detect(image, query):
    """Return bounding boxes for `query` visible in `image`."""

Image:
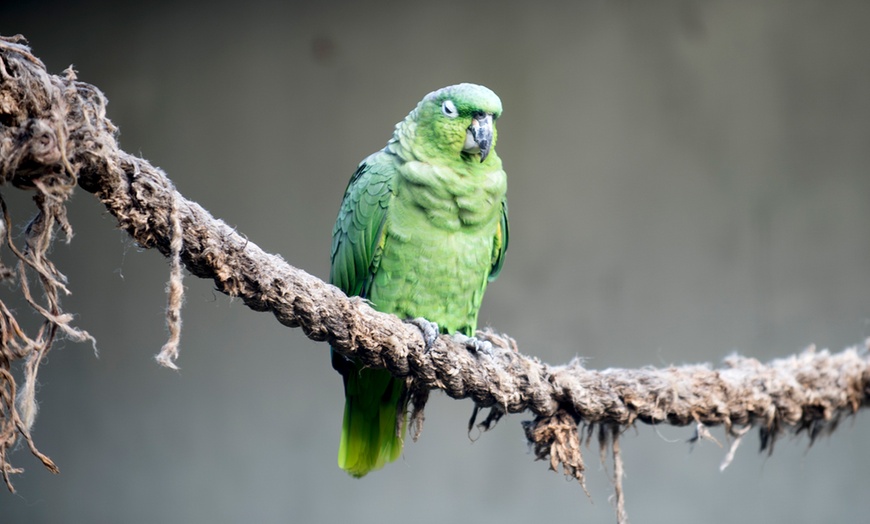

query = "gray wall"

[2,1,869,522]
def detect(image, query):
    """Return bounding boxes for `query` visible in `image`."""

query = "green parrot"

[330,83,508,477]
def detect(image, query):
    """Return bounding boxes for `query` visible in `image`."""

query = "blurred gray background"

[2,1,870,523]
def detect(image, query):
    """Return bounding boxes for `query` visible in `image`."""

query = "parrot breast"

[368,158,506,335]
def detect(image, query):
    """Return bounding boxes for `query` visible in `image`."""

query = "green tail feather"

[337,366,407,477]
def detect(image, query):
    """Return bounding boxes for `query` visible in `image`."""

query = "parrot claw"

[407,317,440,352]
[452,333,494,356]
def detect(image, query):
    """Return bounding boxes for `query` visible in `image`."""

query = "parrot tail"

[338,366,407,477]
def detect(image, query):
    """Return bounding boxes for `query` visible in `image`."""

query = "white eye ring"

[441,99,458,118]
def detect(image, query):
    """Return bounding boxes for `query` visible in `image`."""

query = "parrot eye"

[441,100,458,118]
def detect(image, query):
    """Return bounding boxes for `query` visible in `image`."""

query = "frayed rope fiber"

[0,35,182,490]
[0,35,95,491]
[155,192,185,370]
[1,35,869,524]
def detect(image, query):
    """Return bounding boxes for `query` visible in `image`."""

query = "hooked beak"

[463,112,494,162]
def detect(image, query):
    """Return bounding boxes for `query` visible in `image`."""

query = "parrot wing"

[489,198,509,282]
[330,156,394,298]
[329,155,394,375]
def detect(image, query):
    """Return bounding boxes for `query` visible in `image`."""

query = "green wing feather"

[330,159,391,298]
[330,155,405,477]
[489,199,509,282]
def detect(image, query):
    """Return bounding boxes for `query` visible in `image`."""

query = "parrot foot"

[407,317,440,352]
[452,333,494,356]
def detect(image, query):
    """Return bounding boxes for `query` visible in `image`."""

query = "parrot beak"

[464,112,494,162]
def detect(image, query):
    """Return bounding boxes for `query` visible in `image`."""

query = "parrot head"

[410,83,502,165]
